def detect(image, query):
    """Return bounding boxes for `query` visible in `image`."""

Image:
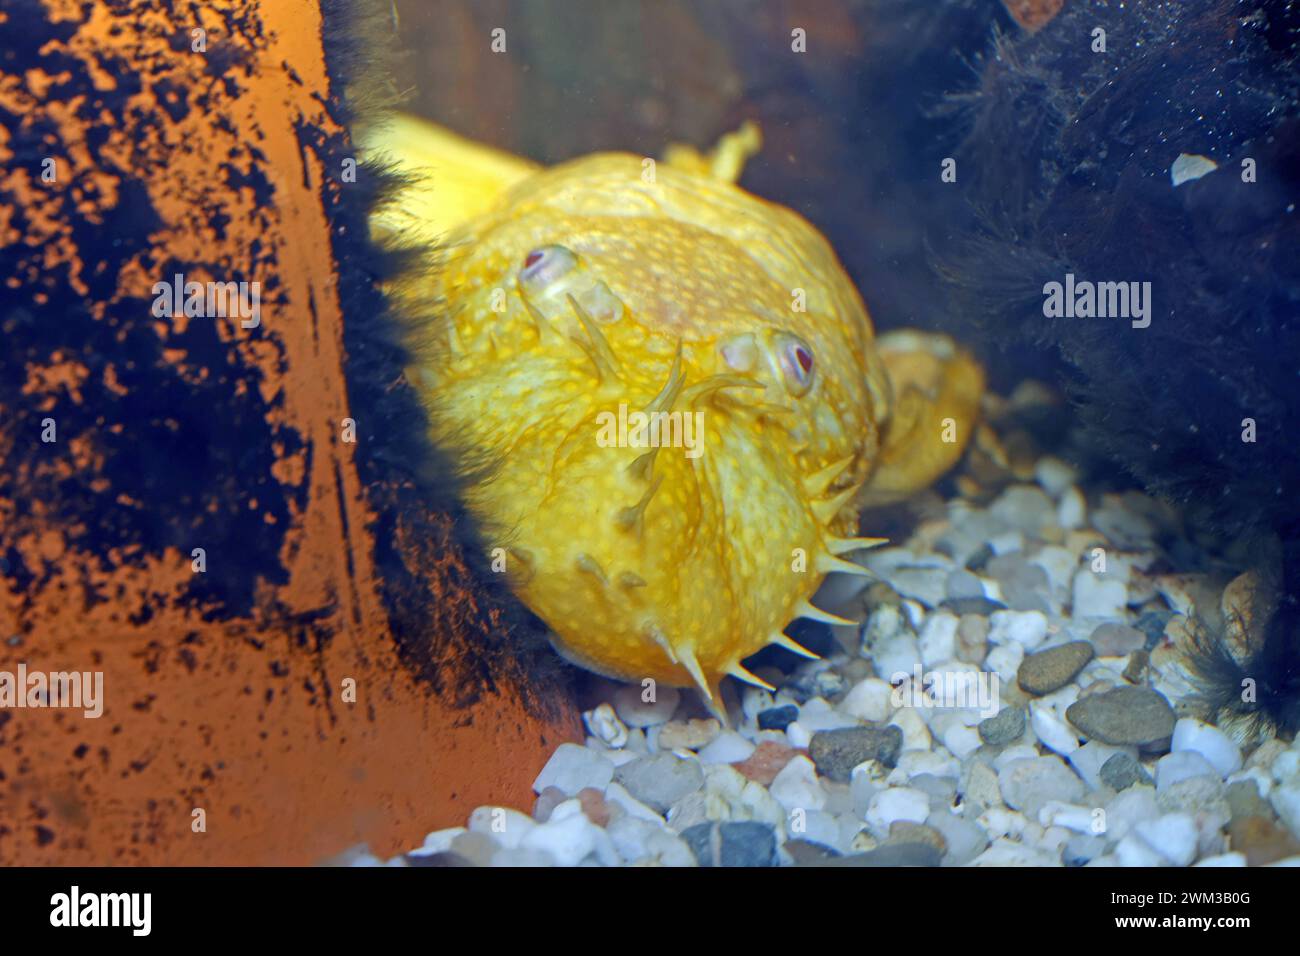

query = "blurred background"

[387,0,1019,349]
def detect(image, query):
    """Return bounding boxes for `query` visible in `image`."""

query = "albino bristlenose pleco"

[365,117,984,715]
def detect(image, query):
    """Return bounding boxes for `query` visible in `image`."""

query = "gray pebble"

[1017,641,1095,695]
[784,839,844,865]
[1066,686,1176,748]
[978,706,1026,746]
[1089,622,1146,657]
[830,842,943,867]
[965,543,995,573]
[533,786,568,822]
[990,485,1056,537]
[614,753,704,814]
[925,811,989,865]
[681,821,778,867]
[987,554,1052,613]
[1226,779,1274,823]
[1099,752,1153,791]
[942,596,1007,616]
[809,725,904,781]
[945,569,986,600]
[909,772,959,807]
[956,614,990,665]
[999,756,1087,817]
[405,851,475,867]
[1062,833,1108,866]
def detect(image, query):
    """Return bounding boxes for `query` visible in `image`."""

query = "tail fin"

[860,330,984,507]
[359,113,540,241]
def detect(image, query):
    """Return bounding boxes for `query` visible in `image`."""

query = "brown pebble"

[1017,640,1095,695]
[1123,649,1149,683]
[1000,0,1065,32]
[957,614,990,665]
[533,786,567,822]
[577,787,610,827]
[887,821,948,856]
[733,740,800,786]
[1228,816,1300,866]
[657,718,721,752]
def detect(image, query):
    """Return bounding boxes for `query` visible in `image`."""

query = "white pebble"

[518,800,619,866]
[1105,787,1159,841]
[989,610,1049,650]
[976,808,1028,842]
[1131,813,1199,867]
[918,612,959,667]
[784,720,813,749]
[583,702,629,749]
[873,631,921,682]
[889,750,961,784]
[865,787,930,835]
[741,686,777,723]
[1155,750,1219,791]
[769,754,826,812]
[992,744,1041,774]
[940,720,983,759]
[1115,831,1167,867]
[797,809,844,850]
[1035,456,1079,498]
[1172,718,1242,777]
[1039,801,1101,834]
[970,838,1061,866]
[698,730,755,765]
[1195,853,1247,867]
[1030,701,1080,756]
[989,532,1026,556]
[411,827,465,856]
[902,599,927,630]
[468,806,537,849]
[796,697,858,732]
[1271,785,1300,840]
[532,743,614,795]
[1033,546,1080,595]
[984,642,1025,684]
[1273,748,1300,785]
[1057,486,1086,530]
[888,706,932,752]
[841,677,894,723]
[606,815,694,866]
[1072,570,1128,619]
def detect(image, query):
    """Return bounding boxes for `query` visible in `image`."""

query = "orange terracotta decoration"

[0,0,581,864]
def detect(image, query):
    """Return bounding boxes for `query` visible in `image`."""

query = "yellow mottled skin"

[365,116,983,712]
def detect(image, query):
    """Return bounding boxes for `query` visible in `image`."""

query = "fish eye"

[519,244,577,288]
[776,333,814,396]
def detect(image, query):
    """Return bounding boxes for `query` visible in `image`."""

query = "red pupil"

[524,250,544,268]
[796,348,813,374]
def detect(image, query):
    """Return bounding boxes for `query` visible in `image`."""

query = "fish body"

[367,116,982,709]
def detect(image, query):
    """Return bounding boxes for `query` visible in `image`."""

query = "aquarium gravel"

[349,383,1300,868]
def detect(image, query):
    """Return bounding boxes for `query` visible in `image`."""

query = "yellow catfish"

[363,115,983,714]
